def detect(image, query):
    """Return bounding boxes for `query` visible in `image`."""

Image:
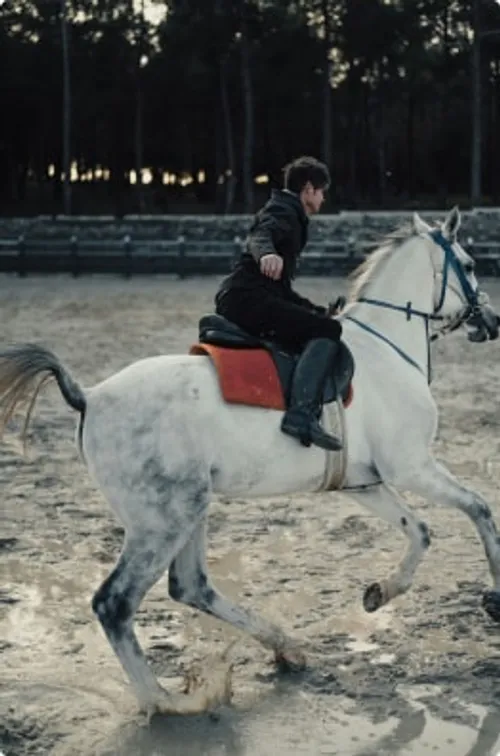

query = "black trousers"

[216,289,342,353]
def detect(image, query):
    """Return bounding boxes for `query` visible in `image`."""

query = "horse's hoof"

[482,590,500,623]
[363,582,384,612]
[274,647,307,673]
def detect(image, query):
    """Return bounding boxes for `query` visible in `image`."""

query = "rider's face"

[301,182,326,215]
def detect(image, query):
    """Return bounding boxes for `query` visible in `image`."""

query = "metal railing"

[0,234,499,277]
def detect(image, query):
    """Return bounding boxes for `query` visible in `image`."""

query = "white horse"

[1,206,499,718]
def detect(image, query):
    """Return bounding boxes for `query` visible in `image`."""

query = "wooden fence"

[1,233,500,277]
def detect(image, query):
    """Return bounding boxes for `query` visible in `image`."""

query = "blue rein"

[342,229,478,385]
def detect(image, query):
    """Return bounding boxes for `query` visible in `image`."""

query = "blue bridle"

[342,229,479,384]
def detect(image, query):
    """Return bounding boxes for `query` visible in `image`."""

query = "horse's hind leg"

[168,518,305,669]
[349,483,431,612]
[92,518,231,716]
[92,529,175,710]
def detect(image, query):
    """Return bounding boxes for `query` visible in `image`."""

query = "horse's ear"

[442,206,461,239]
[413,212,431,235]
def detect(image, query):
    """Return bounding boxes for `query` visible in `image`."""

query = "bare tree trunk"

[492,64,499,203]
[471,0,482,204]
[375,81,388,205]
[215,110,225,212]
[438,0,451,201]
[406,87,415,200]
[220,57,236,213]
[240,3,254,213]
[134,84,145,212]
[134,0,146,212]
[60,0,71,214]
[348,108,358,206]
[377,116,387,204]
[321,0,332,169]
[214,0,236,212]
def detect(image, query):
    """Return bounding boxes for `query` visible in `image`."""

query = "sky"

[139,0,500,29]
[2,0,499,27]
[140,0,165,26]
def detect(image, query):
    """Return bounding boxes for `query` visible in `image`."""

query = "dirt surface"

[2,274,500,756]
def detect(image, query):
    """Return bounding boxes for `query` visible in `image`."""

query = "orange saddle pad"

[190,342,354,411]
[190,343,286,410]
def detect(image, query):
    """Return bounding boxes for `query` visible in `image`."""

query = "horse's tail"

[0,343,86,451]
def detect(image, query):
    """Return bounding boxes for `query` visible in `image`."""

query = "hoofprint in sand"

[1,273,500,755]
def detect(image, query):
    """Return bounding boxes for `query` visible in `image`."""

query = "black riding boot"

[281,337,343,451]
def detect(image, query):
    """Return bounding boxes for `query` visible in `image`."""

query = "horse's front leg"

[401,459,500,622]
[349,483,431,611]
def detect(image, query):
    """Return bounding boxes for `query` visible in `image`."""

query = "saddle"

[189,314,355,412]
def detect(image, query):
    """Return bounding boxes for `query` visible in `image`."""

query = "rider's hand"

[327,296,346,316]
[260,254,283,280]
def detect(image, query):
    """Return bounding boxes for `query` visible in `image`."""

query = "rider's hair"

[283,156,330,194]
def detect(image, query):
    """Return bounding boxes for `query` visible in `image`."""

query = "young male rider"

[215,156,344,451]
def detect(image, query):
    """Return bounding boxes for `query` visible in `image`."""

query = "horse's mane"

[348,221,419,303]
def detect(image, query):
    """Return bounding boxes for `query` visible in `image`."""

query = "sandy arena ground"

[2,273,500,756]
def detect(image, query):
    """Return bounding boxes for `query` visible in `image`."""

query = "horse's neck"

[350,241,434,375]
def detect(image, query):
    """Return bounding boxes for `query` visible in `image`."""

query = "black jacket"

[215,189,327,315]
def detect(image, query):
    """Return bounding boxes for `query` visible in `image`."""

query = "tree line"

[1,0,500,216]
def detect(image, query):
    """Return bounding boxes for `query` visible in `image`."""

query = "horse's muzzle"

[466,304,500,342]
